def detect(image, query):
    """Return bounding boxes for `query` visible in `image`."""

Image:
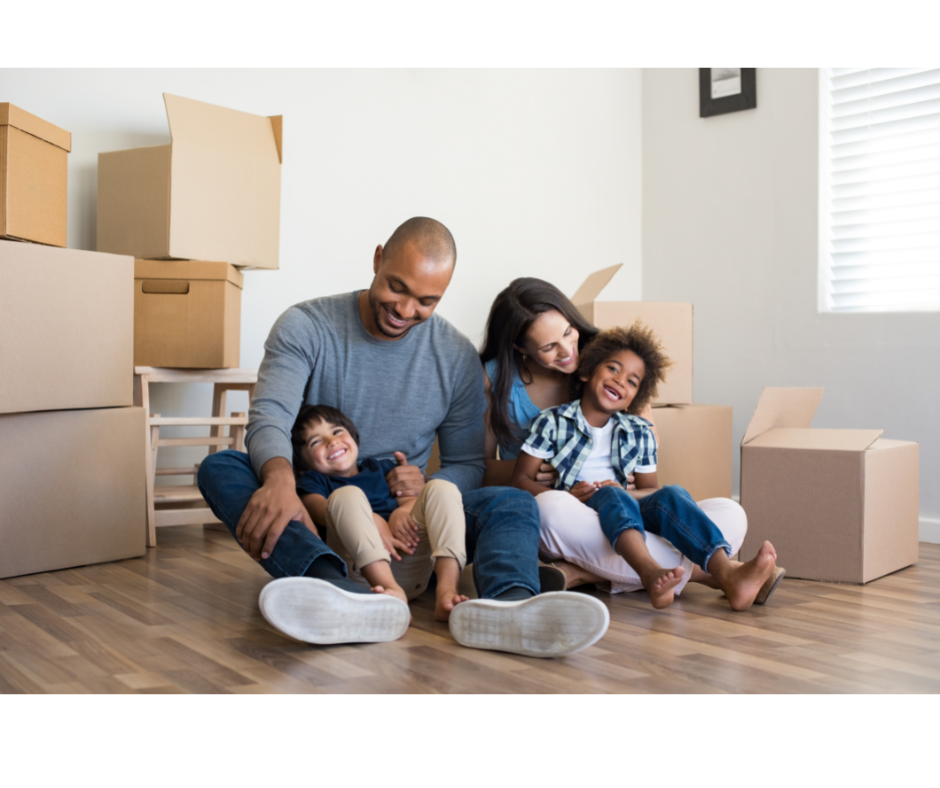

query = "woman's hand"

[388,507,420,550]
[569,481,596,503]
[535,461,559,487]
[373,513,412,560]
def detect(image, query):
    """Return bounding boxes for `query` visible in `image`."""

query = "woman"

[479,277,779,600]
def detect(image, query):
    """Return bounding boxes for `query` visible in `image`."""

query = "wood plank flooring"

[2,527,939,694]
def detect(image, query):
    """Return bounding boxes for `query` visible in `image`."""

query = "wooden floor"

[1,527,939,694]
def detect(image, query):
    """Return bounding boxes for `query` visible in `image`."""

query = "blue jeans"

[197,450,541,599]
[587,484,731,573]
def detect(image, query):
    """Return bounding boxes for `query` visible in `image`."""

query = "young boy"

[291,404,469,622]
[511,322,781,611]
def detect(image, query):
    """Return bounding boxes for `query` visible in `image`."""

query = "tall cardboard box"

[98,93,283,270]
[0,407,147,578]
[572,264,693,404]
[0,104,71,247]
[652,404,732,502]
[739,387,919,583]
[0,240,133,415]
[134,259,243,368]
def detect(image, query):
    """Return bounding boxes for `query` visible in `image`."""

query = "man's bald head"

[381,217,457,268]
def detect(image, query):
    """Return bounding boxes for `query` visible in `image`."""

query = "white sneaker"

[259,577,410,645]
[448,592,610,658]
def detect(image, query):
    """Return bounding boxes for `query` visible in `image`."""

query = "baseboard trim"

[920,517,940,545]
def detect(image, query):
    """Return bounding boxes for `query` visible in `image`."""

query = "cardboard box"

[134,259,243,368]
[0,103,71,247]
[739,387,919,583]
[652,403,732,502]
[0,406,147,579]
[572,264,693,404]
[98,93,282,270]
[0,240,133,415]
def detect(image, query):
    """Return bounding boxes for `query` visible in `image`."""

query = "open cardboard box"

[134,259,243,368]
[739,387,919,583]
[572,264,692,404]
[652,403,732,502]
[98,93,282,270]
[0,406,147,578]
[0,240,133,415]
[1,103,71,247]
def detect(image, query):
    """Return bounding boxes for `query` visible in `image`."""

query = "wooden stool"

[134,367,258,547]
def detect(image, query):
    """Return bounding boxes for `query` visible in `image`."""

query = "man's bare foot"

[721,541,777,611]
[642,566,685,609]
[553,560,604,590]
[371,584,409,606]
[435,587,469,622]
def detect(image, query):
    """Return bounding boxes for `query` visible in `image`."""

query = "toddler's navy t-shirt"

[296,457,399,518]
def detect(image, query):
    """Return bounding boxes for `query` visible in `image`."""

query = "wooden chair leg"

[208,384,228,455]
[146,413,160,548]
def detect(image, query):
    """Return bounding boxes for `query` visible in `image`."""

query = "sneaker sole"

[448,592,610,658]
[259,577,410,644]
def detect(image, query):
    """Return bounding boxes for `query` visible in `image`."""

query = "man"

[198,217,609,658]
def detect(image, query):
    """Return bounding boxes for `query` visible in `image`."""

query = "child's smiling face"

[299,419,360,477]
[580,349,646,416]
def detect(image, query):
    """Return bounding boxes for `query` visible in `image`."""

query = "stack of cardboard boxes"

[97,93,283,368]
[573,265,733,502]
[0,105,146,579]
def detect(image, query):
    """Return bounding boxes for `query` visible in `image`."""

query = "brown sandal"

[754,566,786,605]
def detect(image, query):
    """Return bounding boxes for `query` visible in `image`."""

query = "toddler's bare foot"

[371,584,409,606]
[723,541,777,611]
[642,566,685,609]
[435,586,469,622]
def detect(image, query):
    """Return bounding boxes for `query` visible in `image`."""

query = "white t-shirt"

[576,420,617,484]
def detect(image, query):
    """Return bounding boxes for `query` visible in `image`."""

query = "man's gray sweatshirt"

[245,291,486,493]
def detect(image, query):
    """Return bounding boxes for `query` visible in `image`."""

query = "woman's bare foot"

[435,586,469,622]
[719,541,778,611]
[371,584,409,606]
[642,566,685,609]
[553,559,604,590]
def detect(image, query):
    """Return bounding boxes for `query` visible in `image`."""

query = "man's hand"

[624,473,636,491]
[386,452,426,498]
[535,461,558,487]
[595,480,621,489]
[236,458,316,561]
[388,507,420,549]
[373,513,411,560]
[569,480,597,503]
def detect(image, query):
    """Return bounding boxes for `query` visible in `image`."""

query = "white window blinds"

[819,68,940,312]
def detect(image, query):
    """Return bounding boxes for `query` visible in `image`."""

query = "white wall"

[2,68,642,470]
[642,68,940,538]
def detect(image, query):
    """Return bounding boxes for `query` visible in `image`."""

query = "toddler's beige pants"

[324,478,466,600]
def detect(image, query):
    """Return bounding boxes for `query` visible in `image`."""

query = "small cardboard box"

[98,93,283,270]
[134,259,243,368]
[0,239,133,415]
[0,103,71,247]
[572,264,693,404]
[0,406,147,579]
[739,387,919,583]
[652,403,732,502]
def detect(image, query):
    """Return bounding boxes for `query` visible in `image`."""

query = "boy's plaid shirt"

[521,399,657,491]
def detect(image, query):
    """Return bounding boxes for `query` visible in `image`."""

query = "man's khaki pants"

[324,479,466,600]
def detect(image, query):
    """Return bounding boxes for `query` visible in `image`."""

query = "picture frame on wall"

[699,68,757,117]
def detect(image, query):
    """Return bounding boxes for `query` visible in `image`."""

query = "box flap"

[742,387,824,445]
[269,116,283,163]
[134,259,244,288]
[571,264,622,307]
[163,93,280,163]
[0,103,71,152]
[746,427,884,451]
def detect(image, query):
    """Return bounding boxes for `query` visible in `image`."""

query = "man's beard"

[369,291,411,338]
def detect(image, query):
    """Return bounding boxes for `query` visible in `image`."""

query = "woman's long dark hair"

[480,277,598,449]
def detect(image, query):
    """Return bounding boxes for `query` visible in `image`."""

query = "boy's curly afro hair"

[569,321,672,414]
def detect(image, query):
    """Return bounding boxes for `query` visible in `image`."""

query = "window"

[818,68,940,313]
